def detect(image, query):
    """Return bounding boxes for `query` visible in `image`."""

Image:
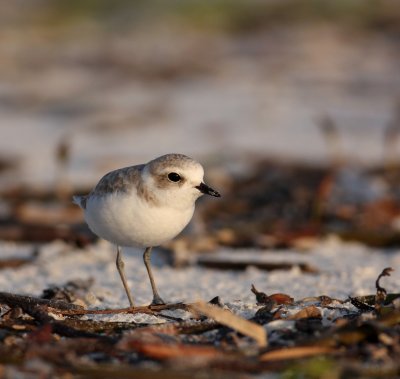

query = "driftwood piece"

[197,257,319,273]
[0,258,33,269]
[189,301,267,347]
[0,291,83,311]
[74,365,242,379]
[0,221,95,246]
[25,304,115,339]
[0,292,117,339]
[134,319,220,335]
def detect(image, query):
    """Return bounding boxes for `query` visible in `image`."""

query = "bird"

[73,153,220,307]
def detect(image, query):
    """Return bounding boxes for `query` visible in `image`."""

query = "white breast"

[84,191,195,248]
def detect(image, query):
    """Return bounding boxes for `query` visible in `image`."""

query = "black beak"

[196,182,221,197]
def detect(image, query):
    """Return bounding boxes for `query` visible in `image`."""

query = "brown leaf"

[251,286,293,306]
[288,305,321,320]
[268,293,294,305]
[120,338,226,361]
[27,324,54,343]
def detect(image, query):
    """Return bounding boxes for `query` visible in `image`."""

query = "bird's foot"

[150,295,166,306]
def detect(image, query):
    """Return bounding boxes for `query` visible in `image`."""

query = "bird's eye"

[167,172,181,182]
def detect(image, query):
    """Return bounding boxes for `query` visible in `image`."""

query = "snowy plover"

[73,154,220,307]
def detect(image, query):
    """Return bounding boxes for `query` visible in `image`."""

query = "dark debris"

[1,268,399,378]
[199,160,400,249]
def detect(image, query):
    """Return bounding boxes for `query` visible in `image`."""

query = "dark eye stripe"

[168,172,181,182]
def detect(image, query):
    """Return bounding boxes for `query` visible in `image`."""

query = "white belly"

[84,192,195,248]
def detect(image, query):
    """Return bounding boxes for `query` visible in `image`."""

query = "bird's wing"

[72,164,145,209]
[90,164,144,197]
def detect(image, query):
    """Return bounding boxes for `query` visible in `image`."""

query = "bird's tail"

[72,195,87,209]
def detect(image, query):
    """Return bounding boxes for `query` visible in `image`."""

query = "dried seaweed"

[1,267,399,378]
[2,161,400,377]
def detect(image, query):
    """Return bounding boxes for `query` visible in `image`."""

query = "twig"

[61,319,139,334]
[375,267,394,306]
[50,302,188,317]
[28,305,114,339]
[260,345,335,361]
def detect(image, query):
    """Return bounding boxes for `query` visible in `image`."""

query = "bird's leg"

[116,246,135,308]
[143,247,165,305]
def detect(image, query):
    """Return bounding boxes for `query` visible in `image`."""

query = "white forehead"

[147,154,204,180]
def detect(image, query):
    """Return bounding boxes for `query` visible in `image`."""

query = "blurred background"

[1,4,400,375]
[1,0,400,250]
